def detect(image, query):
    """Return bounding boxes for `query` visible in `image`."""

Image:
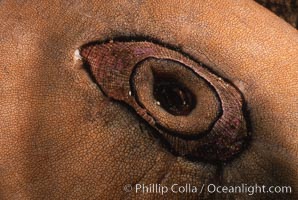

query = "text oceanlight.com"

[123,183,292,196]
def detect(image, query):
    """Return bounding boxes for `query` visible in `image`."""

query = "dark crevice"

[79,36,252,166]
[130,58,223,141]
[153,74,196,116]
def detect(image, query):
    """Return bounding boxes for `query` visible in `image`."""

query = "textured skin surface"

[80,41,250,162]
[0,0,297,199]
[256,0,298,28]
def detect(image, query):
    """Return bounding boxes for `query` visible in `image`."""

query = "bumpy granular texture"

[1,1,297,199]
[256,0,298,28]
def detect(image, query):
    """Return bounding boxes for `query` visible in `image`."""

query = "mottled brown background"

[256,0,298,28]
